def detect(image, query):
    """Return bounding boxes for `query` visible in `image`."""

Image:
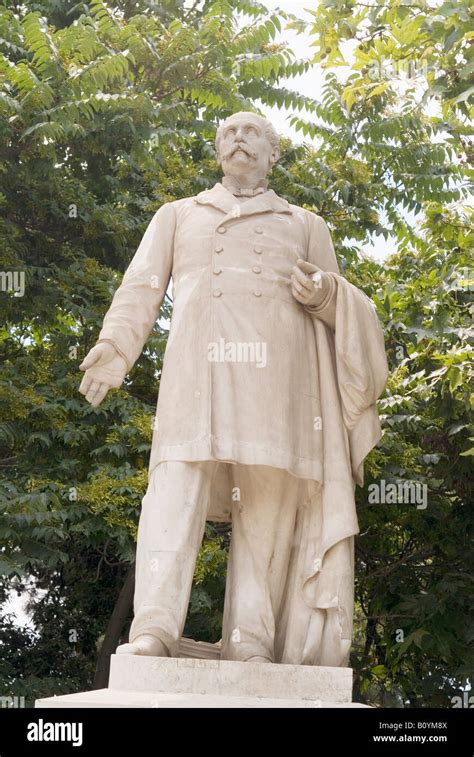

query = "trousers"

[128,460,305,661]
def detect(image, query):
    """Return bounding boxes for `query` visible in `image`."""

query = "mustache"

[221,143,257,160]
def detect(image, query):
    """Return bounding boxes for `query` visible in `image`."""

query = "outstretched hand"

[79,342,128,407]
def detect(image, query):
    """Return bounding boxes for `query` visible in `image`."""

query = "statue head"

[215,112,281,181]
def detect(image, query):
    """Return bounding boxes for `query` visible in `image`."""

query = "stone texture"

[178,637,221,660]
[109,655,352,701]
[35,690,368,708]
[35,656,361,709]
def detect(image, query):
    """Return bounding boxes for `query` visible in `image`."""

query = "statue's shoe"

[116,634,168,657]
[245,655,272,663]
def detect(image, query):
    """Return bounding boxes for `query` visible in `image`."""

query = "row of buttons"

[213,289,262,297]
[217,225,264,235]
[214,225,264,297]
[216,244,262,255]
[213,266,261,274]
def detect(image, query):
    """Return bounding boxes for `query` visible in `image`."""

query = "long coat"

[99,182,347,488]
[97,181,388,666]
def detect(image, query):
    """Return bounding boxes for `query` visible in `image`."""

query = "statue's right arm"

[79,202,176,406]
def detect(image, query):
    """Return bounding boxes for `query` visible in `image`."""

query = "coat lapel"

[193,182,292,223]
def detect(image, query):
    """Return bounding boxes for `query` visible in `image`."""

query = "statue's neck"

[222,174,269,197]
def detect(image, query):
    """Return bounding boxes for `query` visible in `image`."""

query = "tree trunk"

[93,563,135,690]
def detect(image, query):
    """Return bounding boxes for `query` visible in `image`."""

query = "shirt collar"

[221,175,269,197]
[194,181,292,216]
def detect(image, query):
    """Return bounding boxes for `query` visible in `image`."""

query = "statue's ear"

[269,145,280,167]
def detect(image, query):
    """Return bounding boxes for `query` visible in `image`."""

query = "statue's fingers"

[291,281,307,304]
[79,347,101,371]
[85,380,102,405]
[90,384,109,407]
[79,374,93,395]
[296,258,321,276]
[292,265,313,291]
[80,342,116,371]
[291,275,308,297]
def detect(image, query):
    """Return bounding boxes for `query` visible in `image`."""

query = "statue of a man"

[79,111,388,666]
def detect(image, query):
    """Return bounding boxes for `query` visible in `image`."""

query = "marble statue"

[79,111,388,666]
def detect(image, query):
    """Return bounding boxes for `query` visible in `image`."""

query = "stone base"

[35,689,368,708]
[35,655,365,709]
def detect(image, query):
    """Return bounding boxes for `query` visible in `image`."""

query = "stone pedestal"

[35,655,366,708]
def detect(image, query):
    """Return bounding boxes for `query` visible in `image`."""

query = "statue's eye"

[246,126,258,136]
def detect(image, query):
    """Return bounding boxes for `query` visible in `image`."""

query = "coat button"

[254,246,263,254]
[254,226,263,234]
[215,244,224,253]
[213,289,222,297]
[217,226,226,234]
[213,267,222,275]
[253,290,262,297]
[252,266,261,274]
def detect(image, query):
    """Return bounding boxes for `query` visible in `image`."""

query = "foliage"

[0,0,472,707]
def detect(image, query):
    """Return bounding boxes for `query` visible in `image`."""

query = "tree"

[0,0,472,707]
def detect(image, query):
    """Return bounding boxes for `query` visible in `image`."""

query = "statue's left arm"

[290,212,339,330]
[291,210,389,482]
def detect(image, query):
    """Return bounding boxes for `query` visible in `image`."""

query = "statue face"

[218,116,275,179]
